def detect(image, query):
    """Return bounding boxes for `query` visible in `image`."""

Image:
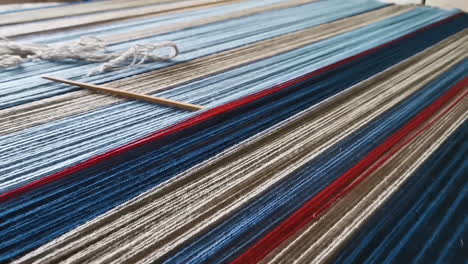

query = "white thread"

[0,36,179,75]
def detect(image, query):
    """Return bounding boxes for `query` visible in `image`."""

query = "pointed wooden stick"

[42,75,204,111]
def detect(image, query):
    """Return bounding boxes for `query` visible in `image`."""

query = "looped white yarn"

[87,41,178,76]
[0,36,178,75]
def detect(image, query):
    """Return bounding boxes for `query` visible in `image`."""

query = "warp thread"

[0,36,178,75]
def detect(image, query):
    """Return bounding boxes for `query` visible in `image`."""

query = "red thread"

[0,13,461,203]
[231,77,468,264]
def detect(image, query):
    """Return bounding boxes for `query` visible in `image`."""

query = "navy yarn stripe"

[162,60,468,263]
[333,120,467,264]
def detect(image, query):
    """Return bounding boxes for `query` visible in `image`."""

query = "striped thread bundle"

[0,0,467,263]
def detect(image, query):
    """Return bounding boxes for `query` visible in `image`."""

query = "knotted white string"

[0,36,179,75]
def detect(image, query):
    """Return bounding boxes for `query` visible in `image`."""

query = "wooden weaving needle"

[42,75,204,112]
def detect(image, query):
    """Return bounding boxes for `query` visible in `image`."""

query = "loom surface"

[0,0,466,263]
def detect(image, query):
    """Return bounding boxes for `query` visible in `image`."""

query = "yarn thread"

[1,0,467,263]
[0,36,178,75]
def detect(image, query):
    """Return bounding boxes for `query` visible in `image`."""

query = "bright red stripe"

[0,13,461,203]
[231,77,468,264]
